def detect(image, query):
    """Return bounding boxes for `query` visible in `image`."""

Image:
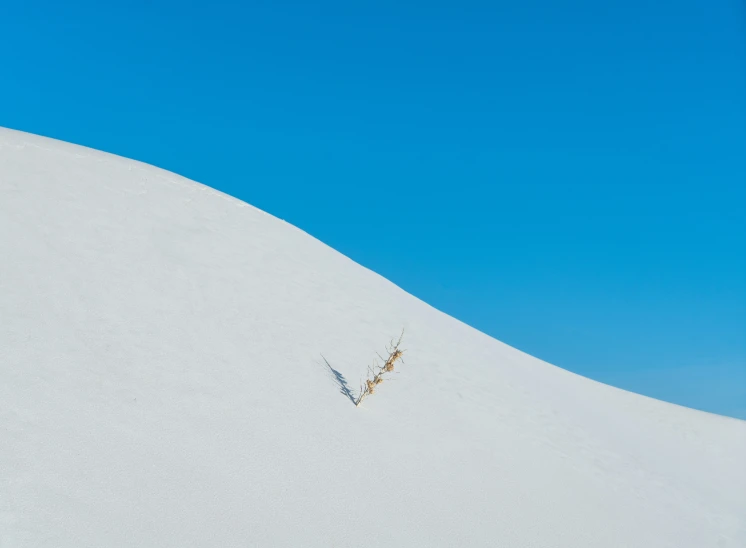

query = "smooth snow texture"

[1,127,744,548]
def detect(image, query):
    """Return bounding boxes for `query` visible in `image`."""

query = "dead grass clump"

[355,331,405,407]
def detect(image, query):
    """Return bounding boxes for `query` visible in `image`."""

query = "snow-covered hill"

[1,127,744,547]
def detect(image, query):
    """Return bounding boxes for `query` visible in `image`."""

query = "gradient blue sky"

[2,0,745,418]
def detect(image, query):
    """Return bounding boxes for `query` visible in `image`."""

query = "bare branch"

[355,330,406,407]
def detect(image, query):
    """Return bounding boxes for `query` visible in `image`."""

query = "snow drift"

[1,127,744,547]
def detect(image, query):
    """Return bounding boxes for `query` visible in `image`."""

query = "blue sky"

[2,0,745,418]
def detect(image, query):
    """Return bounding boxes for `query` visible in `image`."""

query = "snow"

[0,126,744,548]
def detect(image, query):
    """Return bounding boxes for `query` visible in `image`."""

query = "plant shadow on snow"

[320,355,357,406]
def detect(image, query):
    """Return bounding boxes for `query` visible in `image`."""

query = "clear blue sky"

[2,0,744,418]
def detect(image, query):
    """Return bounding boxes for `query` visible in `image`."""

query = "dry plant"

[355,330,405,407]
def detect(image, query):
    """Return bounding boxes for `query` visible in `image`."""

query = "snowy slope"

[1,127,744,548]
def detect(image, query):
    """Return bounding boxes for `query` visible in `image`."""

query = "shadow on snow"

[320,355,357,406]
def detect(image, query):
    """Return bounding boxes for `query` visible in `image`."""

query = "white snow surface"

[1,126,744,548]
